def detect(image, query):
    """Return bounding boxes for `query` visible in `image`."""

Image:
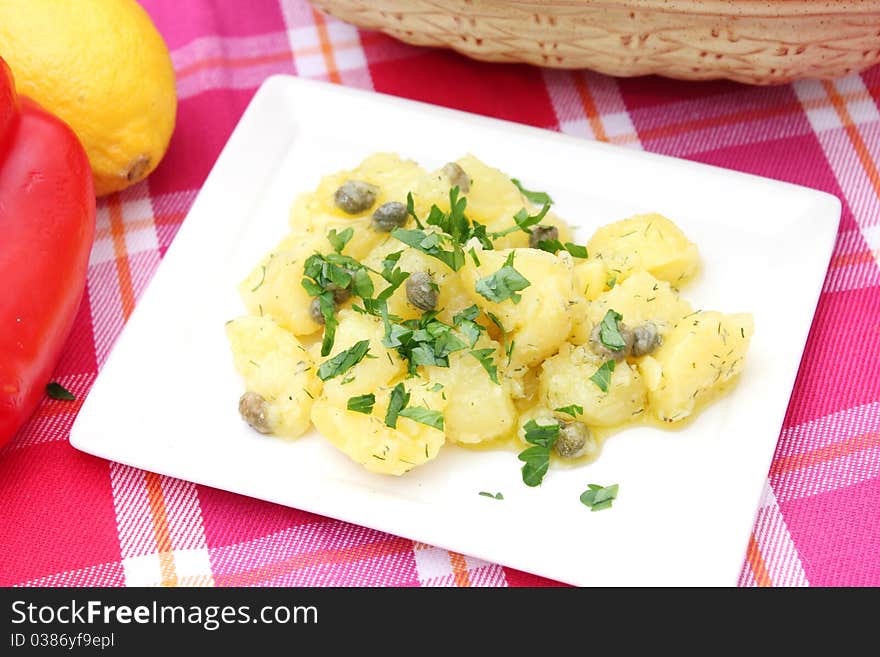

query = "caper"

[529,225,559,249]
[331,287,351,304]
[406,271,438,311]
[238,392,272,434]
[589,322,634,361]
[555,420,592,459]
[310,297,327,324]
[631,322,661,357]
[334,180,378,214]
[372,201,408,232]
[442,162,471,193]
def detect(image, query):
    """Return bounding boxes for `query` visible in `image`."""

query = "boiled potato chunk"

[305,152,425,220]
[226,315,320,438]
[571,270,692,345]
[539,342,647,427]
[460,246,574,370]
[425,338,517,444]
[319,309,405,407]
[587,213,700,286]
[311,394,445,476]
[573,259,609,302]
[239,231,326,336]
[648,311,754,423]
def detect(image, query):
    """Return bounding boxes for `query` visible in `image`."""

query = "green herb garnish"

[453,304,485,347]
[317,340,371,381]
[492,203,551,238]
[511,178,553,206]
[563,242,588,258]
[599,309,627,351]
[347,393,376,414]
[589,359,616,393]
[475,251,530,304]
[579,483,619,512]
[479,491,504,500]
[518,419,560,487]
[486,311,505,333]
[470,348,499,384]
[555,404,584,418]
[398,406,445,430]
[384,382,411,428]
[46,382,75,401]
[391,228,465,272]
[535,239,587,258]
[327,227,354,253]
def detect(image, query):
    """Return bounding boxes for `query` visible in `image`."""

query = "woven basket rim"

[499,0,880,17]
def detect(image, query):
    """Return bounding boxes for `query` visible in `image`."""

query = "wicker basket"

[311,0,880,84]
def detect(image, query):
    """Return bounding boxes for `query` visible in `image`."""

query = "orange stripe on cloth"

[449,551,472,587]
[746,533,772,587]
[830,248,880,269]
[822,80,880,202]
[34,398,84,420]
[107,194,136,321]
[311,8,341,84]
[571,72,609,142]
[770,431,880,476]
[212,536,413,586]
[176,50,293,79]
[144,471,179,587]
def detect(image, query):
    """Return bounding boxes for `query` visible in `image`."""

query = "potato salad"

[226,153,753,485]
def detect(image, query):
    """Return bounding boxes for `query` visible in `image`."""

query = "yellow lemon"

[0,0,177,196]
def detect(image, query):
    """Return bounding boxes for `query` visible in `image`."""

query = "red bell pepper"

[0,57,96,448]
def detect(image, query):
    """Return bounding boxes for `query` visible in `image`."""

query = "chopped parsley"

[317,340,371,381]
[535,239,588,259]
[453,304,485,347]
[518,419,560,487]
[599,309,627,351]
[563,242,588,258]
[479,491,504,500]
[391,227,464,272]
[398,406,445,430]
[486,311,505,333]
[589,359,616,393]
[475,251,530,304]
[384,382,445,430]
[555,404,584,418]
[392,187,492,272]
[384,383,410,428]
[382,311,469,375]
[511,178,553,206]
[492,203,551,238]
[579,483,619,512]
[470,348,499,384]
[302,251,376,356]
[347,393,376,414]
[46,382,75,401]
[327,227,353,253]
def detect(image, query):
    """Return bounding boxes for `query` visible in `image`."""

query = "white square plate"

[71,76,840,586]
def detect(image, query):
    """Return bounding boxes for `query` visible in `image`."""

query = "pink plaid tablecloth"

[1,0,879,588]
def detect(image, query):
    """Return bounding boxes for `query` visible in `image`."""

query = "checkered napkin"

[1,0,878,587]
